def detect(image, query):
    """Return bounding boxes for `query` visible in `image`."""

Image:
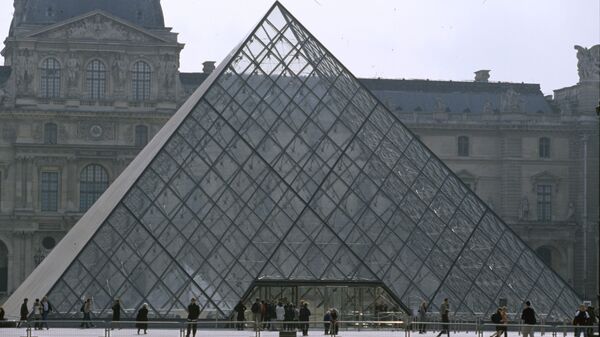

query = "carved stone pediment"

[28,12,168,43]
[531,170,561,192]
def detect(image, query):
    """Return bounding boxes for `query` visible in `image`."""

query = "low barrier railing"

[0,319,596,337]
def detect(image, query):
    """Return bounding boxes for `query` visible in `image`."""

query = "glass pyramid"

[11,1,580,320]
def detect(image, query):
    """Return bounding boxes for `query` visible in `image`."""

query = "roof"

[178,73,554,115]
[16,0,165,29]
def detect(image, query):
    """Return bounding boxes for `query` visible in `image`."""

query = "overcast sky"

[1,0,598,94]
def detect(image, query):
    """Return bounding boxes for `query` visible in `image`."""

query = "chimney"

[203,61,216,74]
[474,70,490,82]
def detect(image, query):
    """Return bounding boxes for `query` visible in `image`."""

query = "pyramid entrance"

[244,281,407,322]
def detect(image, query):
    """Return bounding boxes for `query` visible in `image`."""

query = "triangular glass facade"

[41,2,579,320]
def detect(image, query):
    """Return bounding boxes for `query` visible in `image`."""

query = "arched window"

[86,59,106,100]
[539,137,550,158]
[0,240,7,292]
[132,61,151,101]
[135,125,149,147]
[457,136,469,157]
[44,123,57,144]
[40,57,61,98]
[80,164,109,211]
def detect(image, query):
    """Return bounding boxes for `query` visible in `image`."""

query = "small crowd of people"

[414,298,598,337]
[249,298,312,335]
[15,297,53,330]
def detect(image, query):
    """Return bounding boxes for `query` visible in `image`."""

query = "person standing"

[276,301,285,331]
[234,301,246,331]
[32,299,42,330]
[490,307,504,337]
[574,305,590,337]
[40,296,52,330]
[521,301,537,337]
[586,306,596,337]
[324,310,331,335]
[17,298,28,328]
[136,303,149,335]
[251,298,261,331]
[81,298,93,328]
[418,301,428,333]
[436,298,450,337]
[0,305,5,320]
[111,299,121,330]
[330,308,339,335]
[186,298,200,337]
[299,302,311,336]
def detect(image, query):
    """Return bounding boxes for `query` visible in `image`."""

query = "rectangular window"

[536,184,552,221]
[41,171,59,212]
[458,136,469,157]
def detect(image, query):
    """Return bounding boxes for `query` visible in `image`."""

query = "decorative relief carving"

[78,121,115,141]
[500,88,523,113]
[574,45,600,82]
[158,54,179,99]
[15,48,34,95]
[42,14,158,43]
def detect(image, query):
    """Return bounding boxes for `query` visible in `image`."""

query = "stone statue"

[112,55,127,87]
[15,49,33,94]
[67,54,80,87]
[500,88,522,113]
[574,45,600,82]
[520,197,529,220]
[566,202,575,221]
[483,100,494,114]
[434,96,447,113]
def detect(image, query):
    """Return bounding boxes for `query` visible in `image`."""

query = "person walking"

[111,299,121,330]
[17,298,28,328]
[234,301,246,331]
[41,296,52,330]
[136,303,149,335]
[436,298,450,337]
[324,310,331,335]
[32,298,42,330]
[418,301,428,333]
[521,301,537,337]
[0,305,5,320]
[186,298,200,337]
[251,298,261,331]
[489,307,504,337]
[299,302,311,336]
[574,305,590,337]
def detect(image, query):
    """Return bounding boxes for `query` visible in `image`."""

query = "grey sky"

[1,0,598,94]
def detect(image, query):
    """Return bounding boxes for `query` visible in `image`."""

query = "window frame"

[40,57,61,98]
[44,122,58,145]
[86,59,107,100]
[40,171,60,212]
[131,61,152,101]
[79,164,109,212]
[539,137,551,159]
[135,125,149,147]
[457,135,470,157]
[536,183,552,222]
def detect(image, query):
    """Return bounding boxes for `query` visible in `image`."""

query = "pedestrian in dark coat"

[324,310,331,335]
[330,308,339,335]
[186,298,200,337]
[299,303,311,336]
[136,303,149,335]
[111,299,121,330]
[17,298,28,328]
[234,302,246,330]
